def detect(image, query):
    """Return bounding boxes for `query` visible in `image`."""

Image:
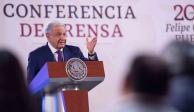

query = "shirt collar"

[48,42,63,54]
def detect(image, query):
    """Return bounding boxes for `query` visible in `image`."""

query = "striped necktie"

[56,50,63,62]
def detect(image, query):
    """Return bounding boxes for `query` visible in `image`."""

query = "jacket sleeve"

[27,52,40,84]
[88,52,98,61]
[75,47,98,61]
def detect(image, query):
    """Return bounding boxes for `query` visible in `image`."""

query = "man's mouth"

[58,40,66,44]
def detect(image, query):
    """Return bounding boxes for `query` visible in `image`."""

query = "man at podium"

[27,21,98,112]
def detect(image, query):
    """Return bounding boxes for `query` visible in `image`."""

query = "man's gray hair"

[45,21,64,33]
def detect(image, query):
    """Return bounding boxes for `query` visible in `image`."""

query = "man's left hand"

[86,37,97,54]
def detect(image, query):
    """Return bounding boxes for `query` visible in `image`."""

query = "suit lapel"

[63,46,72,61]
[45,44,56,62]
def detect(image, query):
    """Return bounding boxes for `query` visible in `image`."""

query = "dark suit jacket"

[27,44,98,112]
[27,44,98,83]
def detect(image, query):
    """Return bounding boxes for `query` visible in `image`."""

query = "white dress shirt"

[48,42,63,62]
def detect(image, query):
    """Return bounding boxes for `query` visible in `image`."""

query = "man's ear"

[46,33,50,38]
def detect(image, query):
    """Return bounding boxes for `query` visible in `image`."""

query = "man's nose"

[60,33,66,39]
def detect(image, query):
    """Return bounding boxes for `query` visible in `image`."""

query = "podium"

[29,61,105,112]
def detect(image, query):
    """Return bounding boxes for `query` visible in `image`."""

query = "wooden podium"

[29,61,105,112]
